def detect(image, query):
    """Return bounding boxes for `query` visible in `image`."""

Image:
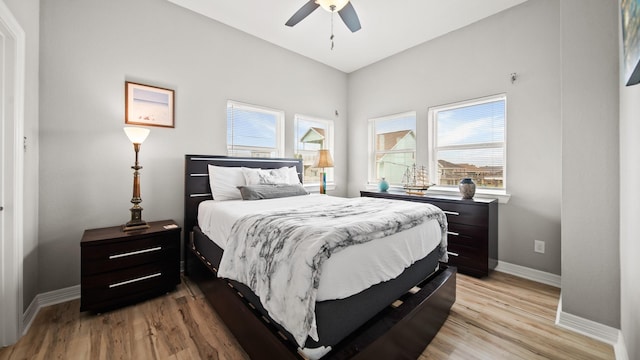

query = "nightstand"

[361,191,498,277]
[80,219,181,312]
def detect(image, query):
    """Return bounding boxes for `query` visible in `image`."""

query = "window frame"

[226,100,285,158]
[294,114,335,186]
[368,111,417,186]
[428,93,507,191]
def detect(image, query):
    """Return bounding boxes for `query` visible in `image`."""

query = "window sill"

[365,184,511,204]
[305,183,336,193]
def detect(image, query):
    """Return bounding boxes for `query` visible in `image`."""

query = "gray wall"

[560,0,620,328]
[619,4,640,358]
[38,0,348,293]
[347,0,562,275]
[4,0,39,310]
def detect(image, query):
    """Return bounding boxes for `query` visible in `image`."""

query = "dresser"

[360,190,498,277]
[80,220,181,312]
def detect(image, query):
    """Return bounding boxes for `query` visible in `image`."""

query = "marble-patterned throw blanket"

[217,197,447,347]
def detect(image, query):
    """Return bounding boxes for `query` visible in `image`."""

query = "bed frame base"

[186,247,456,360]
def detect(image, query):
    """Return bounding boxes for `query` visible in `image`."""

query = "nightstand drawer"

[82,234,178,275]
[81,262,178,312]
[80,220,181,312]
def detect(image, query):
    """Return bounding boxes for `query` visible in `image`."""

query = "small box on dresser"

[80,220,181,312]
[360,190,498,277]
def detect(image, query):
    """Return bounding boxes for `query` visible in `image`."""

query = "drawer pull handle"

[447,251,459,257]
[108,272,162,288]
[447,231,459,236]
[443,211,460,216]
[109,246,162,259]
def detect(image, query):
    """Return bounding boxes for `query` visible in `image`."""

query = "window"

[294,115,334,184]
[227,100,284,158]
[429,94,506,189]
[369,112,417,185]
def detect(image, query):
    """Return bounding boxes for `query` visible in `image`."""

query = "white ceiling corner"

[167,0,528,73]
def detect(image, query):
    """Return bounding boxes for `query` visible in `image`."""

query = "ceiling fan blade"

[285,1,320,27]
[338,2,361,32]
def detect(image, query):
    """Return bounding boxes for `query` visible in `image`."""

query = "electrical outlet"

[534,240,545,254]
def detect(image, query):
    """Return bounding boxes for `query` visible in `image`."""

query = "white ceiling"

[167,0,528,73]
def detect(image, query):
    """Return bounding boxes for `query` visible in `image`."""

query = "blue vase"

[459,178,476,199]
[379,177,390,192]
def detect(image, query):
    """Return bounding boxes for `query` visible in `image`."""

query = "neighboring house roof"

[300,127,326,144]
[438,159,467,169]
[377,130,414,151]
[438,159,501,172]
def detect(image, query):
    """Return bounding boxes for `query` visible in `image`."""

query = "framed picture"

[622,0,640,86]
[125,81,175,127]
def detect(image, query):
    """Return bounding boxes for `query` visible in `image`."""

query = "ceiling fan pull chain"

[330,4,335,50]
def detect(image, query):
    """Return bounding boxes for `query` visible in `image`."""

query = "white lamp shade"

[316,0,349,12]
[124,127,150,144]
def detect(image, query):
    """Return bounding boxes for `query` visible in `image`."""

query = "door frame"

[0,0,26,347]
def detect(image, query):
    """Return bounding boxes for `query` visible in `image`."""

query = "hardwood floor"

[0,272,613,360]
[422,272,613,359]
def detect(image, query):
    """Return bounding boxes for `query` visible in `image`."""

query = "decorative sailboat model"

[402,164,433,195]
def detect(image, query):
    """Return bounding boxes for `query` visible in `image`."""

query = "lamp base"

[123,221,150,232]
[124,204,149,232]
[320,171,327,194]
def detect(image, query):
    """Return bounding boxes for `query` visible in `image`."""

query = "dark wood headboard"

[183,155,304,235]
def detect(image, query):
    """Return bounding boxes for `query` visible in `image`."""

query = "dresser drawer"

[446,253,486,278]
[447,223,486,246]
[429,201,488,227]
[447,228,487,252]
[81,261,179,311]
[447,239,485,258]
[446,245,477,263]
[82,233,178,275]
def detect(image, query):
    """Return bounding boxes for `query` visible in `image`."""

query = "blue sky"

[437,100,505,147]
[227,108,277,148]
[436,99,505,167]
[375,114,416,134]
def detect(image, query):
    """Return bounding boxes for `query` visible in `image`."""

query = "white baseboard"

[556,296,629,360]
[613,333,629,360]
[495,260,561,288]
[22,285,80,335]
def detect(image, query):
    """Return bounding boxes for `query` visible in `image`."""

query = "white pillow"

[208,165,246,201]
[242,167,290,185]
[287,166,302,184]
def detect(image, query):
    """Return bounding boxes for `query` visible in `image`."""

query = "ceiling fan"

[285,0,362,33]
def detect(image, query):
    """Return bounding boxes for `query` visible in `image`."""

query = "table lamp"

[123,126,151,231]
[314,149,334,194]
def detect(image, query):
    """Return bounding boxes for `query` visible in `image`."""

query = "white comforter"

[198,194,443,303]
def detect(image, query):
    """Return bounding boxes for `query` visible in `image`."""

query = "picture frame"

[125,81,175,127]
[621,0,640,86]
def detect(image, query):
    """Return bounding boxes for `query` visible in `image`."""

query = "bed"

[183,155,456,359]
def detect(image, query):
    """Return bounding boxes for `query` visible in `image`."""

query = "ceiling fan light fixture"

[315,0,349,13]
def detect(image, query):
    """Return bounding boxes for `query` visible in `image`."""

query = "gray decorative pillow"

[237,184,309,200]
